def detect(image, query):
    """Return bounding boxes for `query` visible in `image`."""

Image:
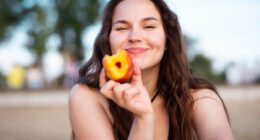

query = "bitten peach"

[102,49,134,82]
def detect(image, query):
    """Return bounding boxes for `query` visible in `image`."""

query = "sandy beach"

[0,86,259,140]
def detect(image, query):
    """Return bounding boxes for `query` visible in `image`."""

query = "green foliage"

[0,72,6,90]
[0,0,102,63]
[54,0,101,61]
[190,54,212,78]
[185,36,226,83]
[0,0,35,41]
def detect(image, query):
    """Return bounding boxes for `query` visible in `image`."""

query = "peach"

[102,49,134,82]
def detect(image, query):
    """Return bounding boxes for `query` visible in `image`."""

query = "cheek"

[149,34,166,51]
[158,32,167,50]
[109,32,126,54]
[109,33,117,53]
[148,33,166,62]
[146,28,166,48]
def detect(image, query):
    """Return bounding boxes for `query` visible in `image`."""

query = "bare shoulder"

[69,84,113,122]
[70,84,107,107]
[69,84,114,140]
[190,89,234,140]
[191,88,222,105]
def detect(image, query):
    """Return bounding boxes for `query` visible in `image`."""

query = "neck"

[141,65,160,99]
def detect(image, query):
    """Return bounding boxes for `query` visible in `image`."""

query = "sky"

[166,0,260,71]
[0,0,260,76]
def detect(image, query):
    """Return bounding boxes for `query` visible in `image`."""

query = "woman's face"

[109,0,166,70]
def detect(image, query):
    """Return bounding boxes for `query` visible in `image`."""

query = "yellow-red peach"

[102,49,133,82]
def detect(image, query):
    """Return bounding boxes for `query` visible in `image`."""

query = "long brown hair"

[77,0,229,139]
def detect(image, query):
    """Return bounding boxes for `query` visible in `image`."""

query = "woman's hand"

[99,61,154,119]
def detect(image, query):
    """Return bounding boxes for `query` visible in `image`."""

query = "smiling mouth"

[125,48,148,55]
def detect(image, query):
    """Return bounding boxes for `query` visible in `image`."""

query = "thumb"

[131,61,143,85]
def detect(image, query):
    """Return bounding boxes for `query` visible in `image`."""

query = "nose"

[128,27,142,43]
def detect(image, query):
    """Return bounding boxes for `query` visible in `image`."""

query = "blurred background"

[0,0,259,140]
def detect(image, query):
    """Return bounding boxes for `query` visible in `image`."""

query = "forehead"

[112,0,162,22]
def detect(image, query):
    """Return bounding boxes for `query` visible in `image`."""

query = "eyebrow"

[142,17,159,22]
[112,17,159,25]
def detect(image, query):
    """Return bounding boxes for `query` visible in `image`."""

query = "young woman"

[69,0,234,139]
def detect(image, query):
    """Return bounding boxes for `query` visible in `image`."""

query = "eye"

[115,27,128,31]
[144,26,155,29]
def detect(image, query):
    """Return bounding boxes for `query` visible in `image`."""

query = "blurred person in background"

[6,64,26,90]
[25,62,45,90]
[69,0,234,140]
[226,62,242,86]
[63,54,79,88]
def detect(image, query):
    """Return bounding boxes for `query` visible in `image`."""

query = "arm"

[192,89,234,140]
[69,84,115,140]
[99,62,155,140]
[128,112,155,140]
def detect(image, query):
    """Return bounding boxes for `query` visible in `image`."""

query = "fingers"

[100,80,119,100]
[99,65,145,109]
[113,83,131,105]
[114,84,140,107]
[131,61,143,85]
[101,81,141,108]
[123,88,140,106]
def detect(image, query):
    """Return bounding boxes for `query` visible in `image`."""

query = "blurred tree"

[0,0,102,63]
[0,72,6,90]
[0,0,35,41]
[184,35,226,83]
[54,0,101,61]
